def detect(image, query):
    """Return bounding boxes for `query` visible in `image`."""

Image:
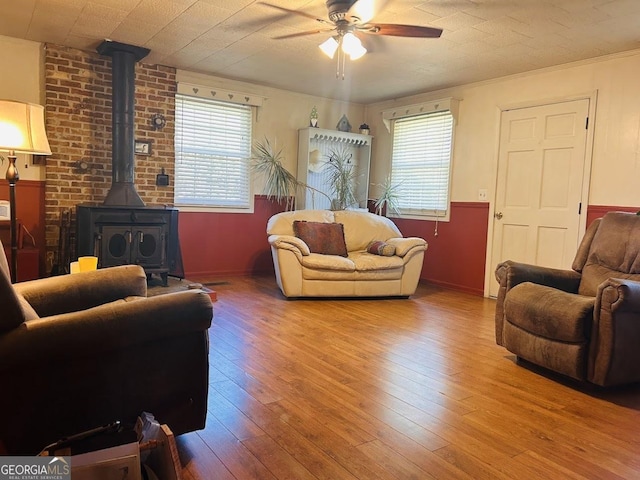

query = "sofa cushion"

[504,282,594,343]
[267,210,335,236]
[334,210,402,251]
[301,266,403,282]
[350,251,404,271]
[301,253,355,271]
[293,220,348,257]
[367,240,396,256]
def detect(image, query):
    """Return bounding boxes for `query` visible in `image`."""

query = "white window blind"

[175,94,252,208]
[391,110,454,217]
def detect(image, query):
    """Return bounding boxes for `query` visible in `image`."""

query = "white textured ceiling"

[1,0,639,103]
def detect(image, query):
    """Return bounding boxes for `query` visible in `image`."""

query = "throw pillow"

[367,240,396,257]
[293,220,348,257]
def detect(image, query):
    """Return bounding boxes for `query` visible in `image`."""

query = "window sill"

[388,212,450,222]
[175,205,254,214]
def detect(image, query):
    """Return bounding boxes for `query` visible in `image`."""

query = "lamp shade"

[0,100,51,155]
[319,37,339,59]
[342,33,367,60]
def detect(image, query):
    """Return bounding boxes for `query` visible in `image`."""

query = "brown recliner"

[0,240,213,454]
[495,212,640,387]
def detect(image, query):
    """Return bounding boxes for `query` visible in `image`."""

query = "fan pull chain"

[334,36,347,80]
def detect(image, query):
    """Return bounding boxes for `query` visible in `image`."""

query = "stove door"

[132,226,165,268]
[101,226,132,267]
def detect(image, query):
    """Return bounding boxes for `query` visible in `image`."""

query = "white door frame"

[483,90,598,297]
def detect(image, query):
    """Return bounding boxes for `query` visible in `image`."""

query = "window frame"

[174,93,254,213]
[388,108,456,222]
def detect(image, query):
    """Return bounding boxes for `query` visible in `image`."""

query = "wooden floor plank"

[196,413,277,480]
[177,429,234,480]
[432,444,515,480]
[207,387,266,442]
[213,379,361,480]
[242,434,318,480]
[356,439,438,480]
[266,400,394,480]
[174,276,640,479]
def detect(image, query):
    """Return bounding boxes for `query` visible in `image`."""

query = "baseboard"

[420,278,484,297]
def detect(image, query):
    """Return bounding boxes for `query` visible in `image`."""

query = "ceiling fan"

[259,0,443,77]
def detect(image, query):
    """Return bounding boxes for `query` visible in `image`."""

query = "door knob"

[494,212,503,220]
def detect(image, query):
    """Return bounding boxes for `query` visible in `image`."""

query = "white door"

[489,99,590,297]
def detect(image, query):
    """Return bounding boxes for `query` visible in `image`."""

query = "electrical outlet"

[478,189,488,201]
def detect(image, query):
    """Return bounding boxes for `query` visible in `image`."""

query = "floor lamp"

[0,100,51,283]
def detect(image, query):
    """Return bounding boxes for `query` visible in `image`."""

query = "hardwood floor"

[177,276,640,479]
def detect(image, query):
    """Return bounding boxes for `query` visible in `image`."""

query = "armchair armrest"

[386,237,427,258]
[590,278,640,386]
[597,278,640,314]
[268,234,311,256]
[0,289,213,369]
[495,260,581,294]
[494,260,581,346]
[14,265,147,317]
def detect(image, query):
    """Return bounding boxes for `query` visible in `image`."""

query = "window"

[175,94,252,209]
[390,110,454,218]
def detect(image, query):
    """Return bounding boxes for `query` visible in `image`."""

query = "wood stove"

[76,205,178,285]
[75,40,180,285]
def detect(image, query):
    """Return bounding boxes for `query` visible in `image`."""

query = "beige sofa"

[267,209,427,298]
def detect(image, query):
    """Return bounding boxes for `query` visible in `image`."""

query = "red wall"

[587,205,639,226]
[0,179,46,277]
[179,199,491,293]
[14,188,637,295]
[393,202,490,296]
[178,195,284,279]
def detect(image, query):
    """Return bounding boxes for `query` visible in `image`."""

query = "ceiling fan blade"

[272,28,335,40]
[258,2,332,25]
[346,0,389,24]
[361,23,443,38]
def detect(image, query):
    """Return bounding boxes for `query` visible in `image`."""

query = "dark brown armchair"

[0,240,213,454]
[495,212,640,387]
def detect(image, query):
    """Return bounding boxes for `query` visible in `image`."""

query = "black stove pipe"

[97,40,150,206]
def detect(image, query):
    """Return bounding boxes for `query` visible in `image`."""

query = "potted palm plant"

[251,138,331,210]
[324,147,358,210]
[371,175,402,216]
[251,138,298,210]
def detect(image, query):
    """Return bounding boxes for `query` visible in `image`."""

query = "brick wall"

[43,43,176,272]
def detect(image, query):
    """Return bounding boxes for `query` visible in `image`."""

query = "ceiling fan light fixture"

[341,32,359,51]
[348,42,367,60]
[339,32,364,60]
[342,32,366,60]
[319,37,339,58]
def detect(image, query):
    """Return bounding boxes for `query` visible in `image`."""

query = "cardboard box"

[142,424,182,480]
[71,442,141,480]
[40,422,181,480]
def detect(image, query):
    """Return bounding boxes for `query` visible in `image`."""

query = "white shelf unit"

[296,127,372,210]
